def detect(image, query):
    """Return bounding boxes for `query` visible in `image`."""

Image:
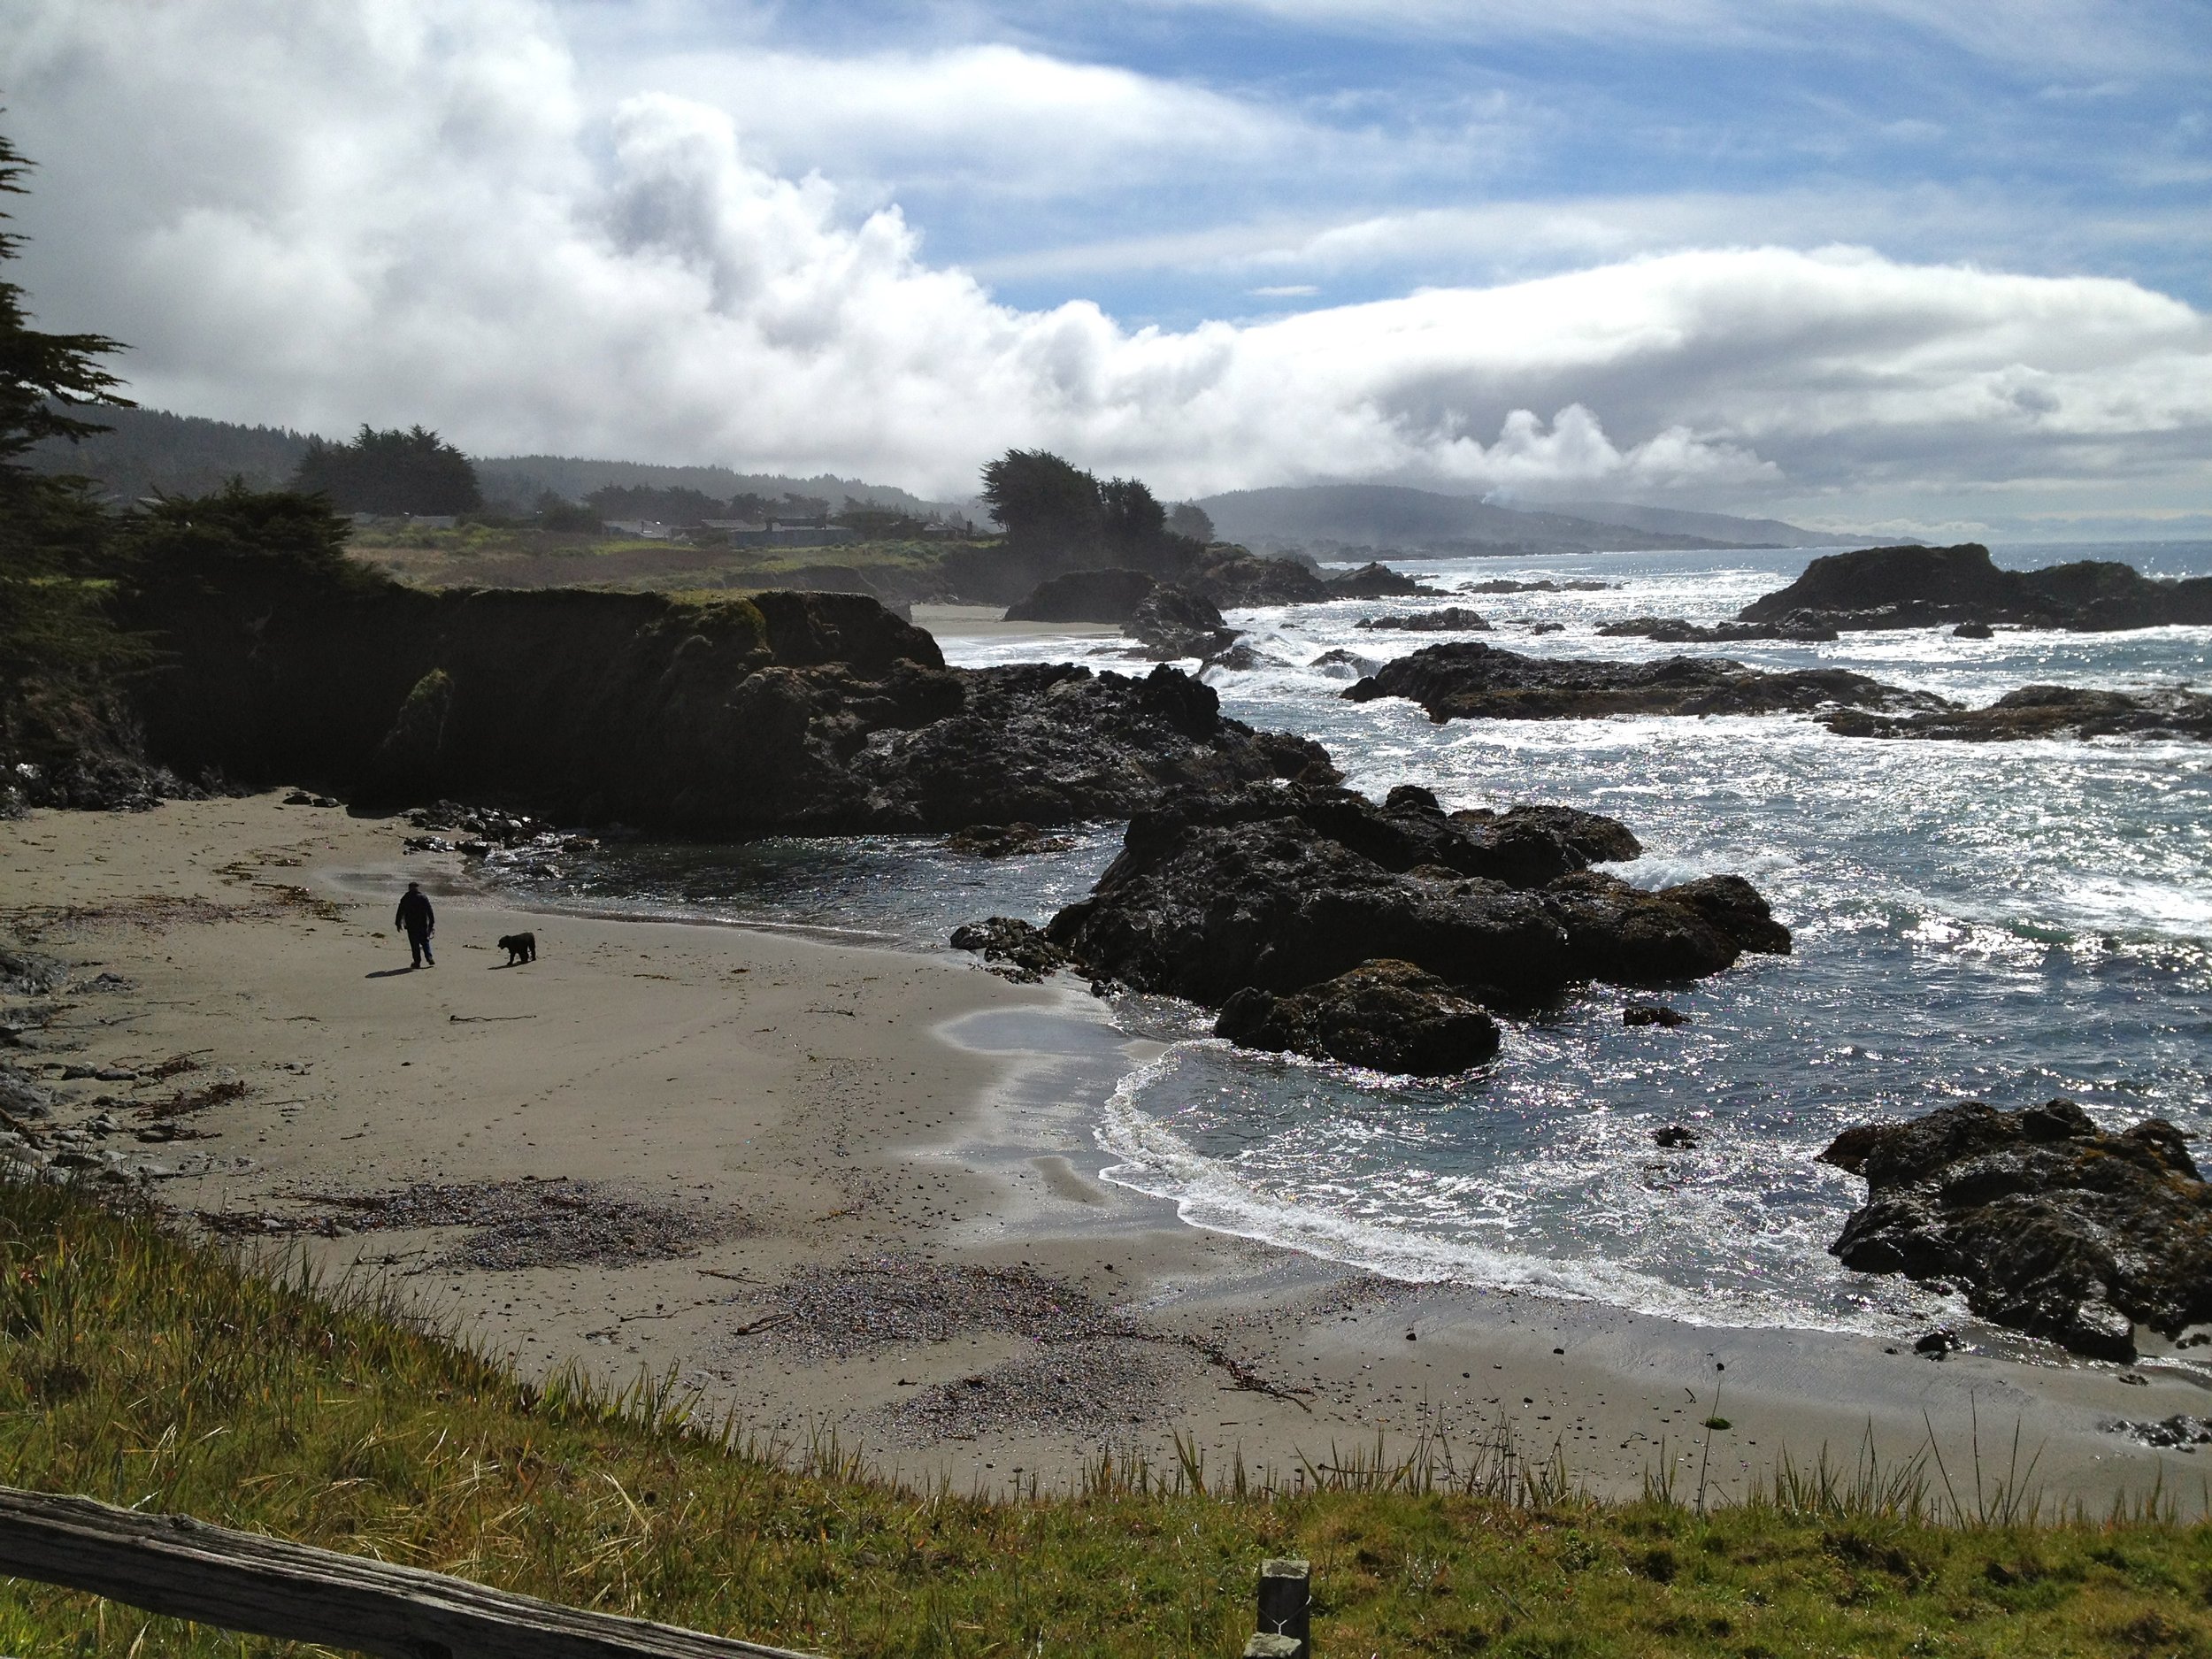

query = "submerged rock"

[1344,641,1947,724]
[1824,685,2212,743]
[939,822,1075,857]
[1214,959,1500,1076]
[1044,782,1785,1010]
[1820,1099,2212,1362]
[1625,1002,1688,1027]
[1356,607,1492,633]
[1738,543,2212,634]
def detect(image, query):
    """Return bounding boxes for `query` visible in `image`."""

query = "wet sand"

[3,793,2205,1507]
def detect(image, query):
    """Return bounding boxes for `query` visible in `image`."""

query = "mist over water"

[492,541,2212,1351]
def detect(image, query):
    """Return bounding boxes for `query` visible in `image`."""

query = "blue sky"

[580,0,2212,324]
[5,0,2208,534]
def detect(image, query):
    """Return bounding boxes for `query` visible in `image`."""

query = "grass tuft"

[1,1176,2208,1656]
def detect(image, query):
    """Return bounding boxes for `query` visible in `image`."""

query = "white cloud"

[4,0,2208,517]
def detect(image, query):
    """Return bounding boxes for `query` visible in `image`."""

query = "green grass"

[4,1178,2209,1657]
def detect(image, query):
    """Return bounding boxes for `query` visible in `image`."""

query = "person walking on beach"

[396,881,436,969]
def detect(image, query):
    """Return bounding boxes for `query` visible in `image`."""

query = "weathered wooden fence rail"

[0,1485,822,1659]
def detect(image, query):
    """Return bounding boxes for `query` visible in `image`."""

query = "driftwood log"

[0,1484,821,1659]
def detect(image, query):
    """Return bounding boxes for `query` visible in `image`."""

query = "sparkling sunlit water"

[493,541,2212,1347]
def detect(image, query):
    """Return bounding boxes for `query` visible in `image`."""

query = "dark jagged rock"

[1824,685,2212,743]
[850,663,1334,827]
[939,822,1074,857]
[949,918,1071,983]
[1820,1098,2212,1361]
[1952,620,1993,640]
[1126,585,1239,659]
[1003,568,1156,624]
[1356,607,1492,633]
[1214,959,1501,1076]
[1625,1002,1687,1028]
[1597,614,1839,643]
[1186,547,1332,607]
[1652,1125,1698,1148]
[1044,783,1786,1009]
[115,553,1330,833]
[1328,560,1430,599]
[1738,543,2212,634]
[1344,641,1948,724]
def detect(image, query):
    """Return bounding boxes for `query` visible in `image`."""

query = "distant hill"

[472,456,949,517]
[1543,500,1870,548]
[25,406,956,518]
[1194,483,1878,557]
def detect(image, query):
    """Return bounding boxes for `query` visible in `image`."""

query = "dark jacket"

[396,889,435,935]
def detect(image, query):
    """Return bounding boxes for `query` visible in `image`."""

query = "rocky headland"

[98,531,1330,833]
[1028,784,1789,1054]
[1343,641,1948,723]
[1821,1100,2212,1362]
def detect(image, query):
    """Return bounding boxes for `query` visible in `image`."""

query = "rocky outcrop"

[1126,586,1239,658]
[1329,561,1430,599]
[115,549,1332,833]
[1597,615,1839,643]
[949,918,1071,983]
[1343,641,1948,724]
[1821,1099,2212,1362]
[1356,607,1492,633]
[1177,547,1436,609]
[1003,568,1157,624]
[1824,685,2212,743]
[1738,543,2212,634]
[1042,782,1786,1010]
[1214,960,1500,1076]
[939,822,1074,857]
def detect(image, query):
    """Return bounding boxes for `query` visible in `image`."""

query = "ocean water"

[490,541,2212,1353]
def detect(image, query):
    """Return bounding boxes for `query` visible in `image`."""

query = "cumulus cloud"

[4,0,2209,514]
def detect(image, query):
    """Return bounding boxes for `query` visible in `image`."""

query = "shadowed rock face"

[1739,543,2212,633]
[1002,567,1156,624]
[1821,1100,2212,1362]
[1214,959,1501,1076]
[1126,585,1238,659]
[117,557,1331,833]
[1597,615,1839,643]
[1043,782,1786,1010]
[1343,641,1947,724]
[1824,685,2212,743]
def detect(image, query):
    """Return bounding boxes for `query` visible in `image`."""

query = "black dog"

[497,932,537,965]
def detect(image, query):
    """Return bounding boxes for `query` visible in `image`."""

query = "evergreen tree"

[0,130,137,702]
[979,449,1102,549]
[293,424,482,515]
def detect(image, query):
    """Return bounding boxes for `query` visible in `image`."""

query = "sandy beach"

[3,792,2205,1509]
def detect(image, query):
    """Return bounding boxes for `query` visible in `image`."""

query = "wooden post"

[0,1485,820,1659]
[1256,1556,1310,1658]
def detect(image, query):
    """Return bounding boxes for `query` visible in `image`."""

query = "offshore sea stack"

[1343,641,1947,723]
[1736,543,2212,634]
[1821,1100,2212,1362]
[1042,782,1788,1071]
